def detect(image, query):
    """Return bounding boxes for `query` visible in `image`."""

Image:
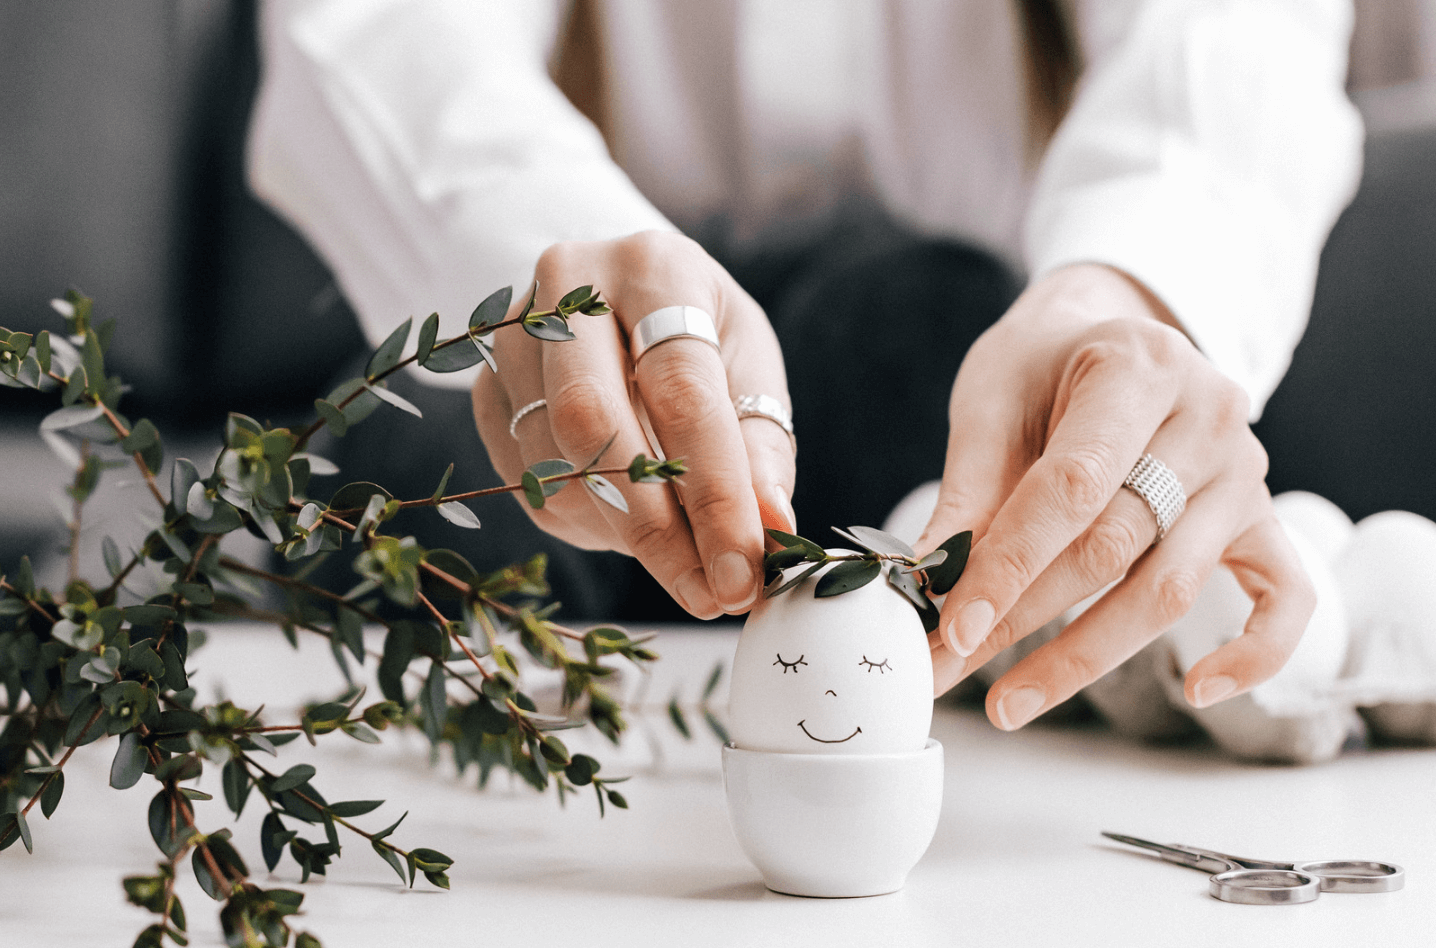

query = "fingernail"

[950,599,995,656]
[995,686,1046,730]
[1191,674,1237,709]
[712,550,759,611]
[676,568,718,618]
[779,494,797,534]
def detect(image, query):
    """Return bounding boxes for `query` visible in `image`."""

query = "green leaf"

[522,313,575,342]
[764,546,812,573]
[702,662,724,700]
[557,284,594,313]
[902,548,948,574]
[564,754,599,786]
[842,525,916,559]
[926,530,973,596]
[327,799,384,818]
[365,383,423,418]
[430,463,454,503]
[415,312,440,365]
[424,870,450,890]
[186,484,221,523]
[40,404,104,431]
[261,812,289,871]
[61,367,87,406]
[40,772,64,819]
[470,285,512,332]
[313,399,349,437]
[35,330,52,374]
[171,458,199,512]
[121,419,164,472]
[109,732,148,790]
[173,582,214,606]
[420,661,446,744]
[583,474,628,513]
[667,697,691,740]
[367,316,412,379]
[703,709,730,744]
[521,471,545,510]
[765,528,826,559]
[373,840,407,884]
[221,759,251,818]
[148,791,187,858]
[329,481,392,511]
[371,811,407,842]
[270,764,317,794]
[14,809,32,854]
[516,280,539,320]
[814,558,882,598]
[411,847,453,872]
[101,535,123,578]
[418,335,486,373]
[764,560,825,598]
[436,502,480,529]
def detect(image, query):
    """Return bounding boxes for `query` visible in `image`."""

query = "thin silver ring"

[733,394,796,452]
[1122,453,1186,540]
[509,398,548,439]
[630,306,720,363]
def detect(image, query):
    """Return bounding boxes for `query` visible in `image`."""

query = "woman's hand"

[472,231,796,619]
[918,264,1315,729]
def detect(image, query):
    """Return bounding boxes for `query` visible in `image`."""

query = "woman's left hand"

[917,264,1316,730]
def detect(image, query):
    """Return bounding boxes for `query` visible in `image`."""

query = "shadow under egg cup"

[721,739,944,898]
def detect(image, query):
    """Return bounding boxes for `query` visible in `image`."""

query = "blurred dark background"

[2,0,1434,600]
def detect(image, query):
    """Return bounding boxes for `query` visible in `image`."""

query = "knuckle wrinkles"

[547,376,618,455]
[647,360,724,422]
[1048,449,1113,515]
[622,512,686,567]
[1076,516,1145,588]
[1152,568,1202,626]
[1051,648,1103,692]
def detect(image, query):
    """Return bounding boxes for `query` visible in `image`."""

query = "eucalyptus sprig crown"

[762,525,973,632]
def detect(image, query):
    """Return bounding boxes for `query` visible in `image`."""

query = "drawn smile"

[797,720,862,744]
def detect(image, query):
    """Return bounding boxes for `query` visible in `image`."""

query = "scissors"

[1102,831,1404,905]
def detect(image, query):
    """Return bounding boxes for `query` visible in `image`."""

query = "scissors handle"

[1196,848,1404,893]
[1292,859,1405,893]
[1209,869,1321,905]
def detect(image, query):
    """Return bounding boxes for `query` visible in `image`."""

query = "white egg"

[1335,511,1436,672]
[729,554,933,754]
[1271,491,1355,565]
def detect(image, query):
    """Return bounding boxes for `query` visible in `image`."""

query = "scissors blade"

[1101,832,1236,874]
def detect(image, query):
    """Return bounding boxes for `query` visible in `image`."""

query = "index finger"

[629,305,765,613]
[938,334,1178,656]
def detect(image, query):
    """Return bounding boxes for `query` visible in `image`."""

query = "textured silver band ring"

[1123,453,1186,540]
[508,398,548,439]
[733,394,796,451]
[630,305,720,363]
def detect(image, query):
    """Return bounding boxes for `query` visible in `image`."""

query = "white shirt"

[247,0,1362,417]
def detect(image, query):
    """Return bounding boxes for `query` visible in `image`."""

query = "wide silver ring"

[1123,453,1186,540]
[630,306,720,363]
[733,394,795,451]
[509,398,548,439]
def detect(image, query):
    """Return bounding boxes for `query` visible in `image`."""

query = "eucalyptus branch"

[0,579,57,623]
[20,705,103,817]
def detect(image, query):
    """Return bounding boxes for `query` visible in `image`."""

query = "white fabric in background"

[247,0,1362,418]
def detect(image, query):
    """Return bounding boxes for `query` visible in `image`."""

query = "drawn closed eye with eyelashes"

[859,656,891,674]
[773,653,807,673]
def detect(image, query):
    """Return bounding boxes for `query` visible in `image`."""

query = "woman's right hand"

[472,231,797,619]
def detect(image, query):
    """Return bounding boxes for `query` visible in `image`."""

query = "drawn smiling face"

[729,556,933,755]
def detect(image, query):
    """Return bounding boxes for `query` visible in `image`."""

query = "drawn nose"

[825,689,837,697]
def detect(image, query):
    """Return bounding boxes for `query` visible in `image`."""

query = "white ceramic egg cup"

[722,738,944,897]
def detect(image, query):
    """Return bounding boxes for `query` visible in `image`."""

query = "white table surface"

[3,623,1433,948]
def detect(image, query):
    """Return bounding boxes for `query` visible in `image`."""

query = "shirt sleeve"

[246,0,676,389]
[1025,0,1363,419]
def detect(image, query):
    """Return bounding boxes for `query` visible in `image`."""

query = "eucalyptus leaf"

[415,312,439,365]
[470,285,512,331]
[314,398,349,437]
[844,524,916,559]
[436,502,480,529]
[186,481,214,520]
[926,530,973,596]
[522,314,575,342]
[814,559,882,598]
[365,383,423,418]
[40,404,104,431]
[367,317,411,380]
[583,474,628,513]
[430,463,454,503]
[764,560,825,598]
[270,765,316,794]
[418,335,486,373]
